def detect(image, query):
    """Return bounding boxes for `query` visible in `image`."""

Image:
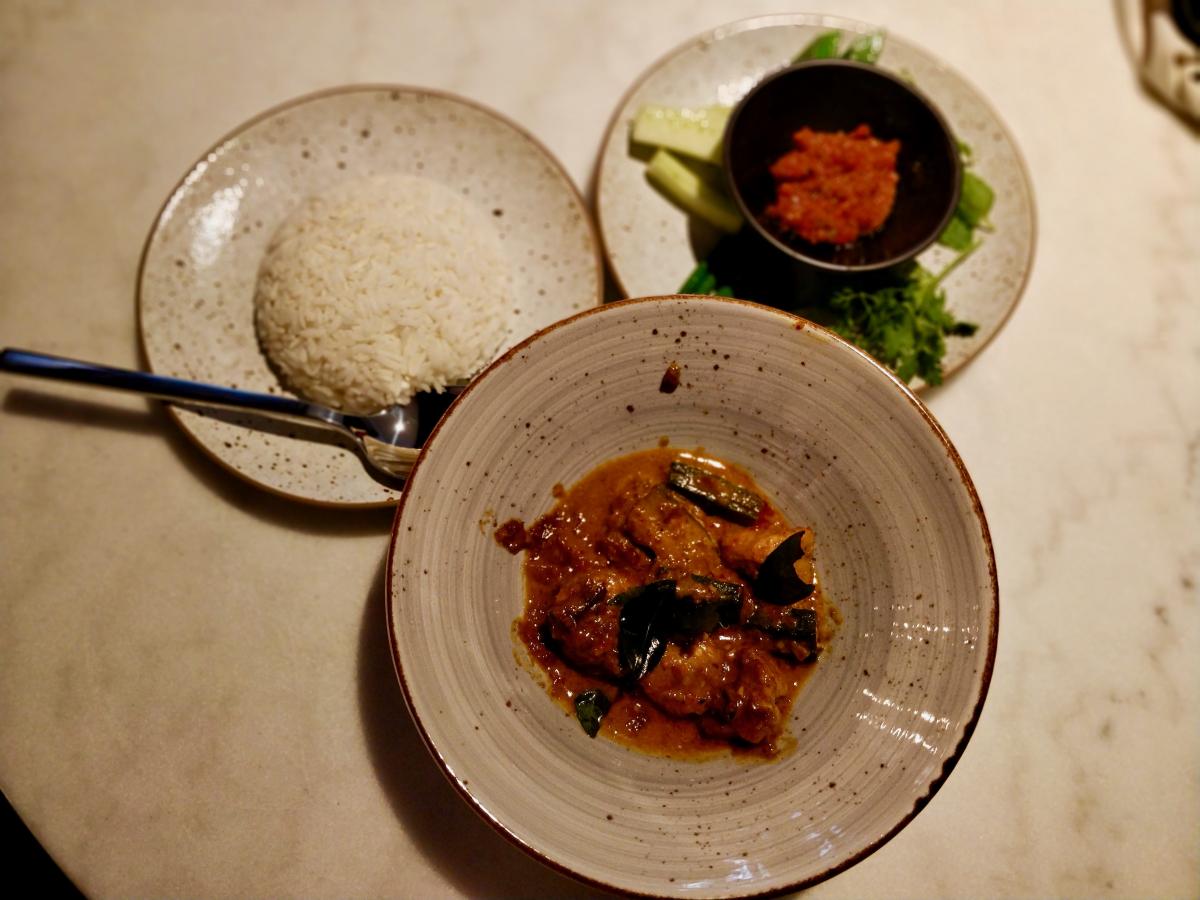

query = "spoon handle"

[0,347,325,428]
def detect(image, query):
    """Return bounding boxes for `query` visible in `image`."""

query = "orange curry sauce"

[765,123,900,245]
[495,447,839,760]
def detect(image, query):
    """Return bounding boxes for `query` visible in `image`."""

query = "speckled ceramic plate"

[138,85,603,506]
[388,296,998,897]
[595,14,1036,388]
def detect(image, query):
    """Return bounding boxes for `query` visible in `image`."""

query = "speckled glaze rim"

[135,83,604,509]
[591,12,1038,388]
[385,295,999,897]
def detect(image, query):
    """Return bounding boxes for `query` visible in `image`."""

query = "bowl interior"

[388,296,996,898]
[725,61,961,270]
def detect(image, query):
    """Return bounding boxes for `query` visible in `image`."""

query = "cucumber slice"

[631,104,731,165]
[645,149,744,233]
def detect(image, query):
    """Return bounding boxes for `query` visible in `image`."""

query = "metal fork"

[0,348,465,483]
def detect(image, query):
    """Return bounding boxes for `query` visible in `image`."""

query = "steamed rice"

[254,173,512,414]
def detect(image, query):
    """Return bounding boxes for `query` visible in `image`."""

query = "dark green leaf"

[616,576,742,681]
[617,579,676,680]
[574,690,611,738]
[754,531,816,604]
[793,30,842,62]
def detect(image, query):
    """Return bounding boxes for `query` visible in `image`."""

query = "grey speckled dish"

[388,296,998,898]
[595,14,1036,388]
[139,85,603,507]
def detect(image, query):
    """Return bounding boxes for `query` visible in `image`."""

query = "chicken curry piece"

[498,447,839,759]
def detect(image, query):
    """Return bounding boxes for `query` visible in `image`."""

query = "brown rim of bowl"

[722,58,963,274]
[134,83,605,510]
[385,294,999,899]
[590,12,1038,387]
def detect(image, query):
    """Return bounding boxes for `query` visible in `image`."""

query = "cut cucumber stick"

[631,104,731,165]
[644,149,743,233]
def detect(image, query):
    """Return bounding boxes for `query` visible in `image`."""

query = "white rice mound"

[254,173,512,414]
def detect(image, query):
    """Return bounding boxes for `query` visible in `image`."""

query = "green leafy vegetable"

[793,28,885,64]
[937,214,974,251]
[680,198,985,387]
[938,147,996,250]
[793,30,841,62]
[679,260,710,293]
[841,30,885,63]
[957,170,995,227]
[826,249,980,385]
[574,690,611,738]
[678,261,732,296]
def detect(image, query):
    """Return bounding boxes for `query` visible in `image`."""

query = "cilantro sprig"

[824,249,979,386]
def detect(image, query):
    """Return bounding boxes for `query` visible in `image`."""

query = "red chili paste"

[764,124,900,245]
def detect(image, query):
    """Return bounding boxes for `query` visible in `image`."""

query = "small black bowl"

[723,60,961,274]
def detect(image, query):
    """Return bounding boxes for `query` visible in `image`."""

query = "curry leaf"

[754,531,816,604]
[617,580,676,680]
[574,690,611,738]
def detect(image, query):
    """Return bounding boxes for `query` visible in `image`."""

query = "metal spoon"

[0,348,464,483]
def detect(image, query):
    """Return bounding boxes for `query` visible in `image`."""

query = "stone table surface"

[1,1,1196,897]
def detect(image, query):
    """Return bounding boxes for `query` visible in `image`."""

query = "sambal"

[764,123,900,245]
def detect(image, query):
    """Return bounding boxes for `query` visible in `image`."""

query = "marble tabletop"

[1,1,1196,897]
